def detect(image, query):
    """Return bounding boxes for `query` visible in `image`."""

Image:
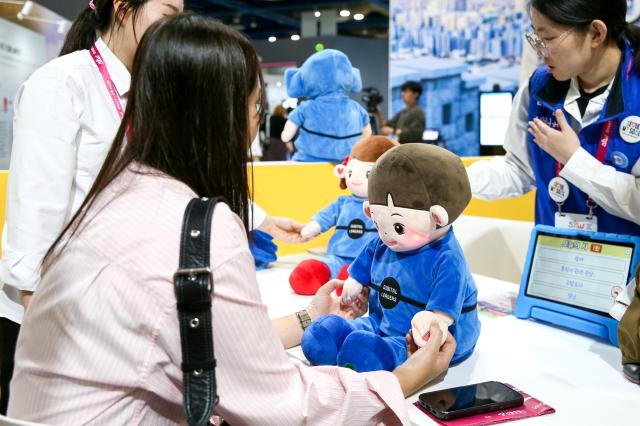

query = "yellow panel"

[251,158,535,255]
[250,162,350,256]
[0,157,535,257]
[462,158,536,222]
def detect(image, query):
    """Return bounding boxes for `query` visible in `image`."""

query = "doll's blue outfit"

[285,49,369,163]
[289,97,370,163]
[301,228,481,372]
[312,195,378,277]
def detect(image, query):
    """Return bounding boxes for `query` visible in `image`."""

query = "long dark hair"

[46,14,265,263]
[60,0,148,56]
[530,0,640,67]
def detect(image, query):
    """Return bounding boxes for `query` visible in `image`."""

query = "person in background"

[8,15,456,424]
[0,0,185,415]
[262,104,288,161]
[381,80,426,144]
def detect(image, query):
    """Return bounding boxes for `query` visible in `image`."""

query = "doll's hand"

[307,280,369,320]
[411,311,449,347]
[529,110,581,165]
[300,221,322,239]
[341,277,364,305]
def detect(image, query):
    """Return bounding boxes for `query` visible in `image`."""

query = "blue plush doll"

[301,144,481,372]
[289,136,397,295]
[281,49,372,163]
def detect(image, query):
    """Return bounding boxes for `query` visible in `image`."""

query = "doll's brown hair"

[339,136,397,190]
[367,144,471,224]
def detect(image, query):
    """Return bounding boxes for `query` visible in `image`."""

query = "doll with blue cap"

[301,144,481,372]
[289,136,397,295]
[281,49,371,163]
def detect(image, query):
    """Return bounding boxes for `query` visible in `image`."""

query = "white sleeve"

[560,148,640,225]
[249,201,267,230]
[0,70,80,292]
[250,134,262,158]
[466,81,537,200]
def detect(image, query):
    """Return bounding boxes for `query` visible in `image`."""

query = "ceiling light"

[339,9,350,17]
[354,13,364,21]
[314,11,321,18]
[291,34,300,41]
[20,1,33,16]
[268,36,276,43]
[276,81,282,87]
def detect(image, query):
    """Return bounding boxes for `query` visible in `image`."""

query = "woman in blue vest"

[467,0,640,383]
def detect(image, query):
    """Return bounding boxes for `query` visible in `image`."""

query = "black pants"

[0,318,19,414]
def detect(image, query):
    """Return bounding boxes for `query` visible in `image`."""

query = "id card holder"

[554,212,598,232]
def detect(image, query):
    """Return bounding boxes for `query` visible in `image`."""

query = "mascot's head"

[333,136,397,199]
[364,144,471,252]
[285,49,362,99]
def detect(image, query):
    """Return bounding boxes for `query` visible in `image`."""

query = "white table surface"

[256,264,640,426]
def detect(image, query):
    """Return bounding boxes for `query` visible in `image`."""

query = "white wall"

[0,17,47,169]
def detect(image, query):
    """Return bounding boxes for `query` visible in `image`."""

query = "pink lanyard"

[89,43,125,119]
[555,119,615,176]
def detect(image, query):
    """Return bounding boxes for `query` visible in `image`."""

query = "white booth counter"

[256,264,640,426]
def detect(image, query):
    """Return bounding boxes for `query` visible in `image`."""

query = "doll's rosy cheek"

[398,228,429,248]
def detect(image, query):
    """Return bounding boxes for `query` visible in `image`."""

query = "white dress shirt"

[467,76,640,226]
[0,37,129,324]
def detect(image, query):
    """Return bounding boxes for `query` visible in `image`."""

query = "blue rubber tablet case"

[515,225,640,346]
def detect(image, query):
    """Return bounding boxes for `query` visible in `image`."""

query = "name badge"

[554,212,598,232]
[620,116,640,143]
[548,177,570,203]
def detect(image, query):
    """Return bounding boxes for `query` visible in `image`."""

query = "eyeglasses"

[525,27,574,59]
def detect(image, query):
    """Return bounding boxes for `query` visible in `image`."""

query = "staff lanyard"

[555,119,615,176]
[89,43,125,120]
[554,118,615,216]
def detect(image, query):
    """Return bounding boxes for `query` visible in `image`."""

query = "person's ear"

[590,20,608,47]
[430,205,449,227]
[113,0,126,22]
[363,201,372,218]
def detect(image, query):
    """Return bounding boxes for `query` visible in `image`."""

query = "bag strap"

[175,196,224,426]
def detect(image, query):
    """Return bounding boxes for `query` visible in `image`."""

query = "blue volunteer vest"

[528,41,640,236]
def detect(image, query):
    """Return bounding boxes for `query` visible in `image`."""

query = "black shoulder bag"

[174,197,223,426]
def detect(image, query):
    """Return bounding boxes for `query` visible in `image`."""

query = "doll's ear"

[350,67,363,93]
[363,201,372,218]
[430,205,449,227]
[285,68,303,98]
[334,164,346,179]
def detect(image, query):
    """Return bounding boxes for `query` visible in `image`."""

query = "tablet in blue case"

[515,225,640,346]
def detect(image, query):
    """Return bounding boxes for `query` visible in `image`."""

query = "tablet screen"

[525,232,635,315]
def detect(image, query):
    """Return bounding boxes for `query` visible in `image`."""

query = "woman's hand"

[306,280,369,321]
[258,215,312,243]
[393,325,457,397]
[529,109,581,165]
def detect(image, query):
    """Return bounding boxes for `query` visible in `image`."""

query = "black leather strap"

[175,197,223,426]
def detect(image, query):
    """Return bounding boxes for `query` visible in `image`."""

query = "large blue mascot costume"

[282,49,371,163]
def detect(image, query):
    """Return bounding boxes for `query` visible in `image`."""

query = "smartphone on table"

[418,381,524,421]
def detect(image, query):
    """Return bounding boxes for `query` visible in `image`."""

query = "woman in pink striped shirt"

[9,14,455,425]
